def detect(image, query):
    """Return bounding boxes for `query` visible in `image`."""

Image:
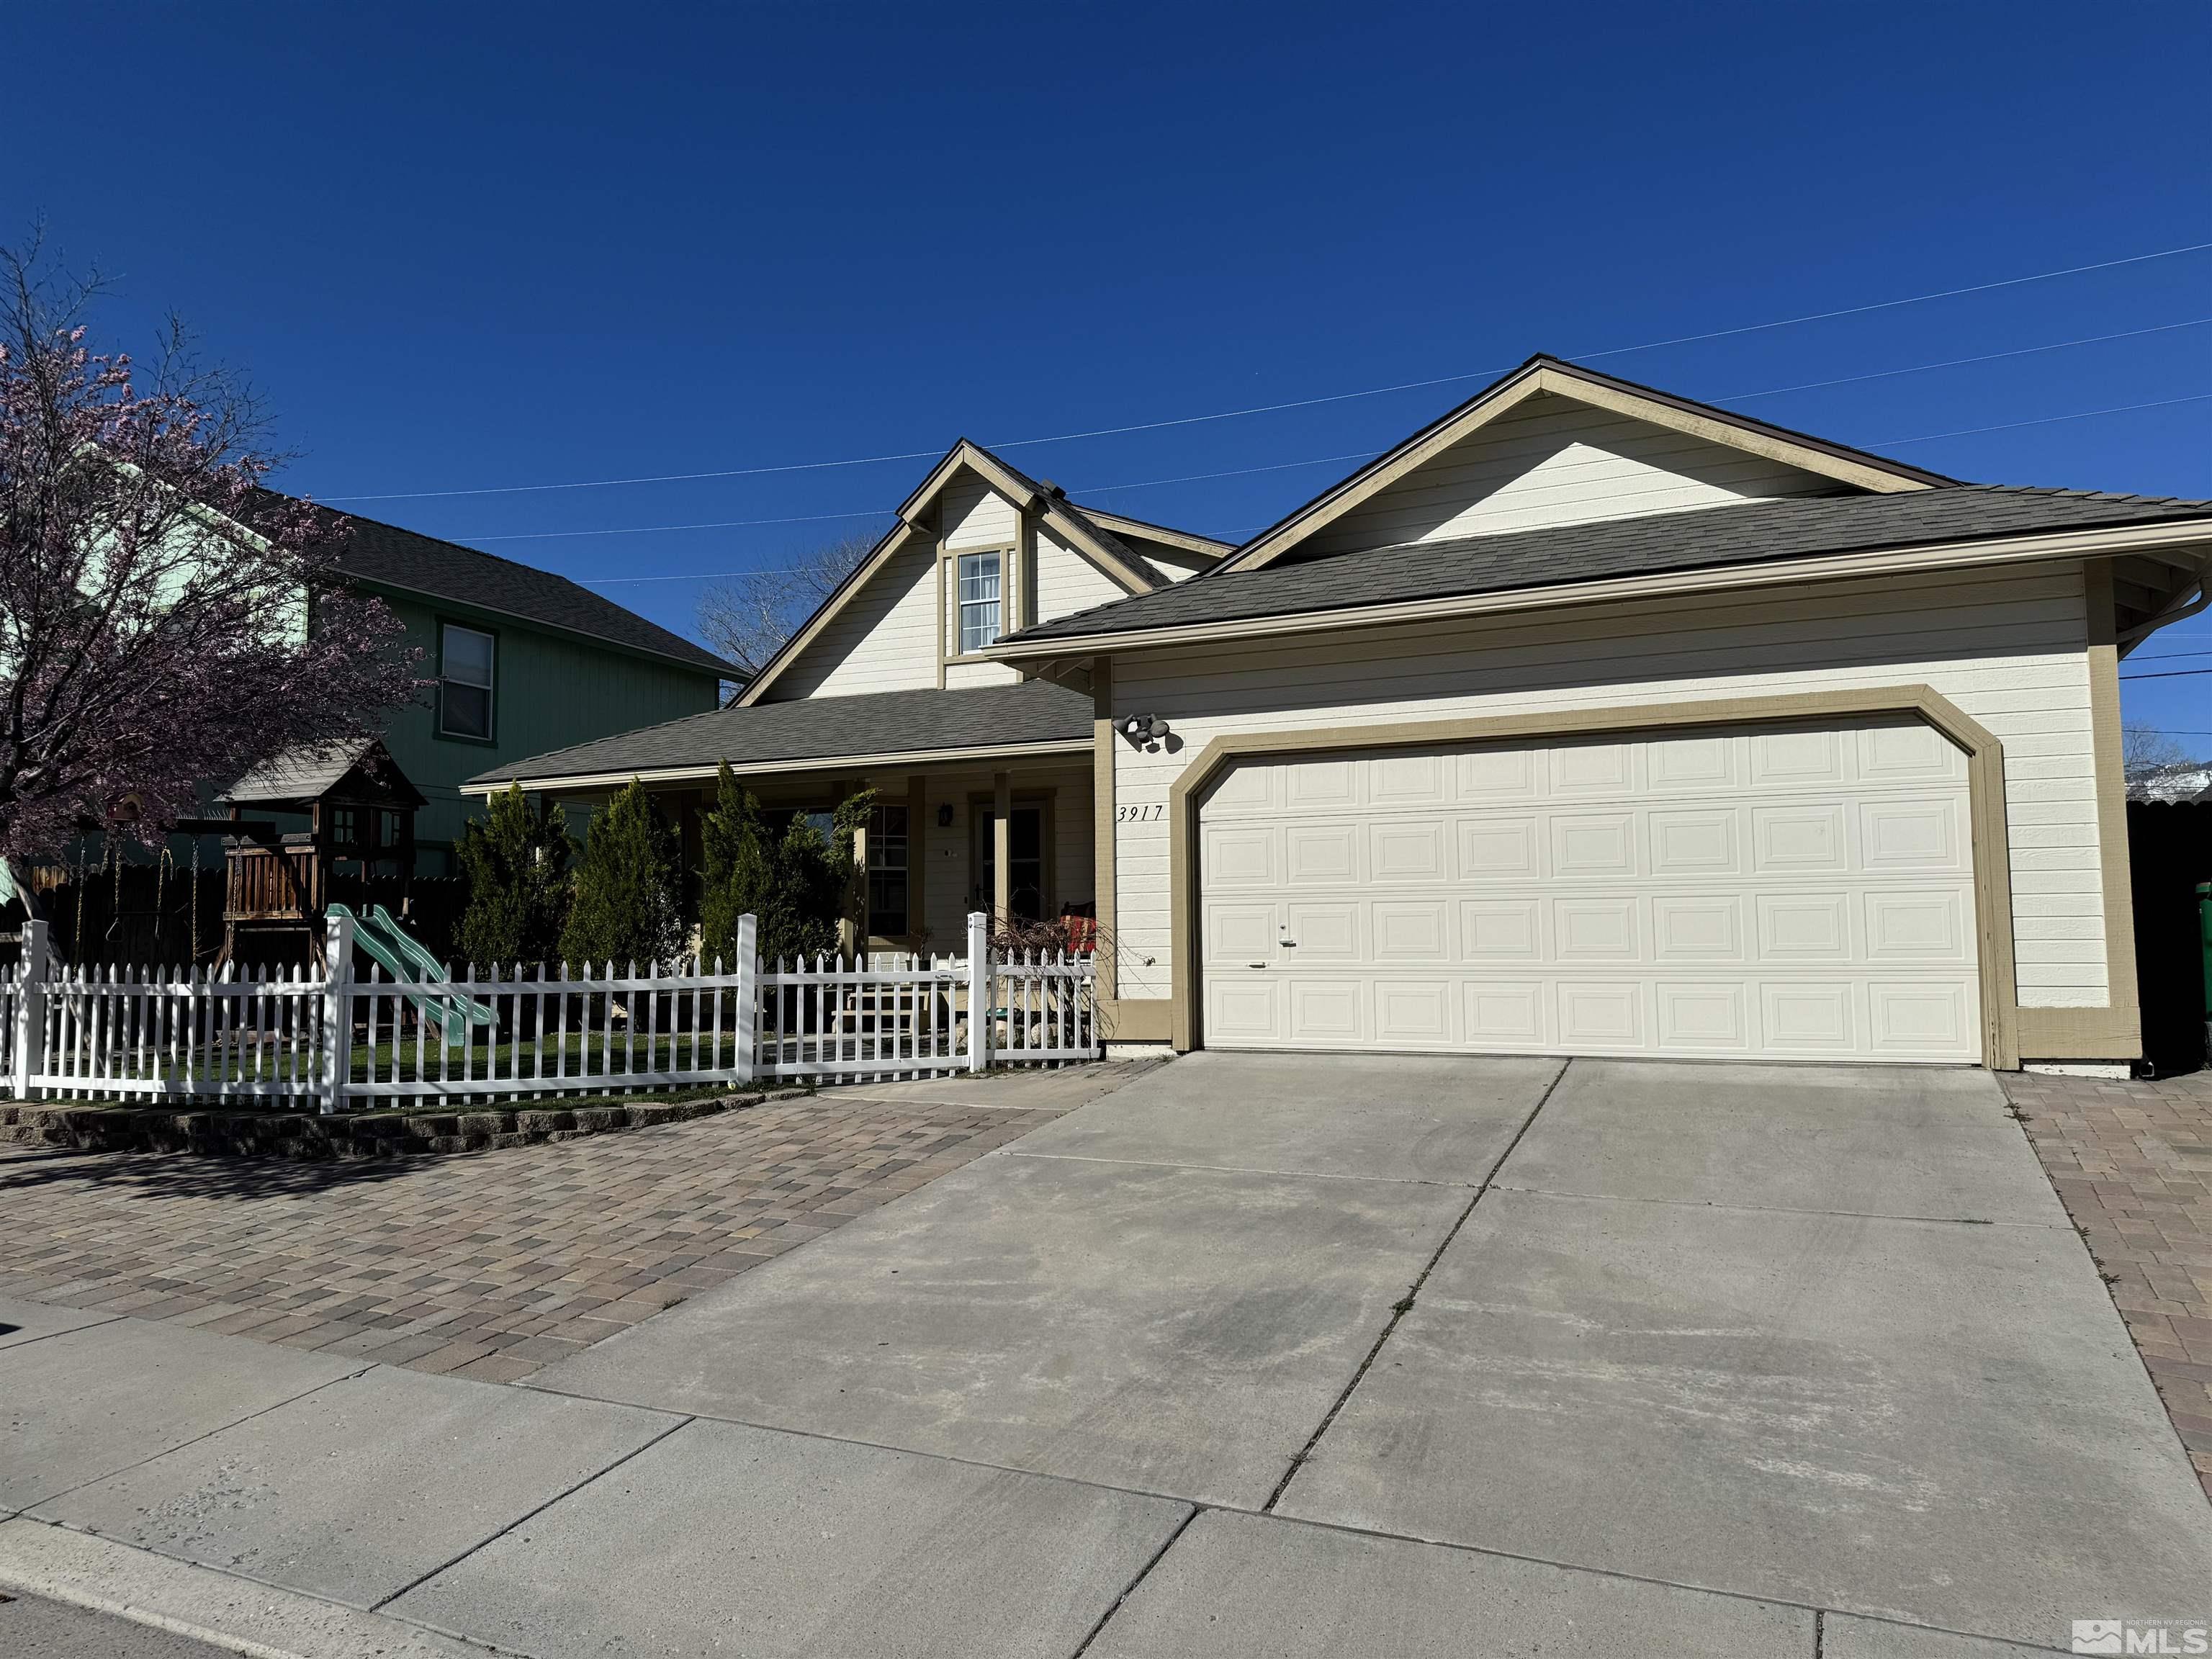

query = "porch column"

[992,770,1012,923]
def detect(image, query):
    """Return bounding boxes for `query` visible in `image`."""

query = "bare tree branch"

[696,532,877,678]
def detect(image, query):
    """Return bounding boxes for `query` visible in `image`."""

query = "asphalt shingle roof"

[1007,485,2212,644]
[254,491,740,677]
[469,678,1095,786]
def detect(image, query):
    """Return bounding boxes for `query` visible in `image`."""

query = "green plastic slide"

[330,902,495,1044]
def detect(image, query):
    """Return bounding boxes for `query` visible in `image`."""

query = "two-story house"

[299,498,739,871]
[470,355,2212,1074]
[468,444,1225,950]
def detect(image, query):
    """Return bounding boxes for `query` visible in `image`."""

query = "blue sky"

[5,2,2209,740]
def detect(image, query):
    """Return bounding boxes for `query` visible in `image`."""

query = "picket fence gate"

[1,912,1098,1112]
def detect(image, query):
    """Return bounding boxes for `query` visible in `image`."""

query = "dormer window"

[957,552,1002,653]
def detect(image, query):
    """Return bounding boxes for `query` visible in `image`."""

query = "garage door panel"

[1285,822,1359,884]
[1551,813,1638,878]
[1206,765,1276,817]
[1286,902,1360,962]
[1869,981,1972,1051]
[1755,892,1853,960]
[1750,727,1846,787]
[1205,903,1277,964]
[1455,747,1537,800]
[1206,976,1282,1045]
[1282,758,1358,810]
[1651,895,1745,961]
[1555,898,1640,962]
[1370,821,1448,882]
[1202,824,1277,886]
[1751,804,1849,873]
[1645,732,1738,793]
[1556,981,1645,1047]
[1200,721,1980,1064]
[1550,741,1637,796]
[1374,979,1454,1045]
[1863,889,1970,961]
[1372,753,1447,805]
[1761,981,1858,1050]
[1287,981,1365,1043]
[1458,817,1541,881]
[1464,981,1545,1044]
[1858,720,1962,783]
[1655,983,1751,1051]
[1460,899,1543,961]
[1858,799,1968,872]
[1647,808,1740,877]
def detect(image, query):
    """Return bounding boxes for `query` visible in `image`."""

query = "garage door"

[1197,718,1982,1062]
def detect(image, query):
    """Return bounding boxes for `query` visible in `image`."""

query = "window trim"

[955,549,1004,656]
[436,619,499,745]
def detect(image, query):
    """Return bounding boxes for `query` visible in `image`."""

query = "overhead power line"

[530,390,2212,566]
[322,240,2212,504]
[1876,392,2212,446]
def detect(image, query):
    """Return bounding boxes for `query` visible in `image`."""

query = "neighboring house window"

[867,804,909,937]
[439,624,496,739]
[957,552,1002,654]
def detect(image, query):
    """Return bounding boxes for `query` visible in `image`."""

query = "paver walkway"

[0,1071,1126,1384]
[2002,1066,2212,1498]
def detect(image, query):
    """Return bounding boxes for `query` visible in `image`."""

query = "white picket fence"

[1,911,1098,1112]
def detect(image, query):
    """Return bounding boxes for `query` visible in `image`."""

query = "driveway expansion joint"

[20,1362,372,1518]
[1259,1056,1571,1514]
[367,1412,697,1612]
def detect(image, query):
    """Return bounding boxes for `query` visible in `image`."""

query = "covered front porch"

[466,680,1105,959]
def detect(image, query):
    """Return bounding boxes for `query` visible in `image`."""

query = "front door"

[976,806,1046,920]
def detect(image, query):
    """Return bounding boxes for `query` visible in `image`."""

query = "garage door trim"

[1168,685,2020,1068]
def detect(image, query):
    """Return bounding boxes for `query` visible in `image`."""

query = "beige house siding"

[1107,562,2106,1012]
[773,536,939,700]
[773,479,1191,700]
[1035,525,1133,624]
[1296,392,1851,559]
[942,477,1020,552]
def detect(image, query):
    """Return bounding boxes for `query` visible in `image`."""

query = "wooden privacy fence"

[1,912,1098,1112]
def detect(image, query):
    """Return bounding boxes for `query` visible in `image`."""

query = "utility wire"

[1877,393,2212,446]
[322,240,2212,503]
[544,391,2212,569]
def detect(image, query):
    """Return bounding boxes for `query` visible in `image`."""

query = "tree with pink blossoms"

[0,236,421,858]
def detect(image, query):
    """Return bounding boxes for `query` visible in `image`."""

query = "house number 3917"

[1116,804,1163,823]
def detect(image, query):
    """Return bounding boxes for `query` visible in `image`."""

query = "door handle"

[1246,961,1267,969]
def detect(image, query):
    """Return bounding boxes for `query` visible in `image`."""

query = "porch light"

[1120,714,1171,743]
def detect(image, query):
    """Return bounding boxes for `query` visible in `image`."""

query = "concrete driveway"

[515,1053,2212,1655]
[6,1054,2208,1657]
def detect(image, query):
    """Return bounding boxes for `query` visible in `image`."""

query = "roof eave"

[990,516,2212,660]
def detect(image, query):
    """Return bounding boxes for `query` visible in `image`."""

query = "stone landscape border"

[0,1089,807,1161]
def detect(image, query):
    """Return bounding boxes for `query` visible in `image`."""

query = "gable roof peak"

[1214,354,1960,575]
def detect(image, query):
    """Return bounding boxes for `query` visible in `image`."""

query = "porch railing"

[1,911,1098,1112]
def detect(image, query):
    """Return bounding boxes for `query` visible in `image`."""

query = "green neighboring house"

[305,500,739,870]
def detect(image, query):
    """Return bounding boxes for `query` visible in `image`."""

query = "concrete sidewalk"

[4,1053,2208,1657]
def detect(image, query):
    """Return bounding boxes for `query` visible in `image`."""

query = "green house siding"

[372,590,723,860]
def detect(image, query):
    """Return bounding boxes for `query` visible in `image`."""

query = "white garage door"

[1198,718,1982,1063]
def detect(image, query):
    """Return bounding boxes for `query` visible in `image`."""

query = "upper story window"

[439,624,496,740]
[957,552,1002,655]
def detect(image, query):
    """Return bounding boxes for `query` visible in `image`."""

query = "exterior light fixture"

[1119,714,1172,743]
